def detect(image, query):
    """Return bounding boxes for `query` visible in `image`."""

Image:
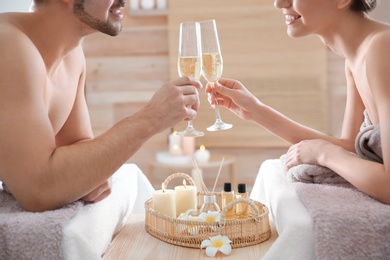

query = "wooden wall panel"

[81,1,338,187]
[83,26,168,56]
[82,5,173,174]
[85,56,168,92]
[168,0,328,148]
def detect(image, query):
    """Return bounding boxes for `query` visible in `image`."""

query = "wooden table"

[103,214,278,259]
[149,153,237,189]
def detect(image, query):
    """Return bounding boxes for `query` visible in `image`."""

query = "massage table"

[0,164,155,260]
[250,159,315,260]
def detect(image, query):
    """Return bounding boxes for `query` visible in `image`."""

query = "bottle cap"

[238,183,246,193]
[223,182,232,192]
[203,195,216,204]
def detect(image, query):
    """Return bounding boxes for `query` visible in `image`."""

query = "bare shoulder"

[361,27,390,75]
[0,14,46,83]
[366,26,390,56]
[0,13,36,45]
[0,16,49,132]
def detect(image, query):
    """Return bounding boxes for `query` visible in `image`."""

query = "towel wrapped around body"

[277,111,390,259]
[284,110,382,184]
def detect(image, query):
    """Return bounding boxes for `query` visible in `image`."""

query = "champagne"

[202,52,223,83]
[178,56,201,79]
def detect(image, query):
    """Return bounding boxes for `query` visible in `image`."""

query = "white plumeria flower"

[198,211,221,223]
[177,209,201,235]
[177,209,198,220]
[201,235,232,257]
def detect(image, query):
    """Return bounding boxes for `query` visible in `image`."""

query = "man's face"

[73,0,125,36]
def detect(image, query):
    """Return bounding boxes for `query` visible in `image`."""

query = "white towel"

[250,159,315,260]
[61,164,155,260]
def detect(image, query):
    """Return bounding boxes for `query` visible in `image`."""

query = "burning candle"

[194,145,210,163]
[153,183,176,218]
[174,180,197,217]
[169,131,182,156]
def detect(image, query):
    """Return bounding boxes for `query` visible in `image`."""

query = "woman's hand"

[284,139,334,170]
[206,78,261,121]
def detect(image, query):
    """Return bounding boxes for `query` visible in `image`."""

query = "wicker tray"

[145,173,271,249]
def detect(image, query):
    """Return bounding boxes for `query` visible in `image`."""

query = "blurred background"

[1,0,389,190]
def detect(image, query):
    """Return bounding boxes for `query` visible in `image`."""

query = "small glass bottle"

[235,183,249,219]
[221,182,234,219]
[200,194,220,213]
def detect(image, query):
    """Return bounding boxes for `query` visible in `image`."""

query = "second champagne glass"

[177,21,204,137]
[199,19,233,131]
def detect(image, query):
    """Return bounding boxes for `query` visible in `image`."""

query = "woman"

[207,0,390,204]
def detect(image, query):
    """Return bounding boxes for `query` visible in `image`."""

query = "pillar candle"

[181,136,195,156]
[156,0,167,9]
[153,183,176,218]
[174,180,197,217]
[140,0,155,10]
[130,0,139,10]
[194,145,210,163]
[169,131,182,156]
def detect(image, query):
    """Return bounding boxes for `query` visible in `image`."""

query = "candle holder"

[144,173,272,249]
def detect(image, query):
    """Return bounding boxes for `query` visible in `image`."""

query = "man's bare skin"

[0,0,202,212]
[207,0,390,204]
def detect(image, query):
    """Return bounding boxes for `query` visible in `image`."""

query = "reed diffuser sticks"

[192,159,209,194]
[192,156,225,195]
[212,157,225,193]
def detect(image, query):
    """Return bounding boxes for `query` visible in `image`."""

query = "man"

[0,0,202,212]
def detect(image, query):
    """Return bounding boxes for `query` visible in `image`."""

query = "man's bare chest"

[44,72,79,134]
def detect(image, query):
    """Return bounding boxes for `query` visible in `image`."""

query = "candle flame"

[173,131,178,136]
[173,144,179,150]
[183,179,187,187]
[162,183,165,193]
[200,145,205,151]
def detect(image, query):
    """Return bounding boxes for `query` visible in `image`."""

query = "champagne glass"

[199,19,233,131]
[177,21,204,137]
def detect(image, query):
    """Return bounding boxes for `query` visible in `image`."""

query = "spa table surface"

[103,214,278,260]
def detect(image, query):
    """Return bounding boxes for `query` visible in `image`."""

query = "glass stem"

[187,120,194,128]
[211,82,223,122]
[214,107,223,122]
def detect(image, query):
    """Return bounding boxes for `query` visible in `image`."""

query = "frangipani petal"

[188,215,201,221]
[210,235,222,243]
[205,246,219,257]
[201,235,233,257]
[201,240,212,248]
[199,211,221,223]
[219,244,232,255]
[220,236,232,244]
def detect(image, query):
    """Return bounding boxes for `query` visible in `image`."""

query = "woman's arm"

[211,78,355,150]
[316,33,390,204]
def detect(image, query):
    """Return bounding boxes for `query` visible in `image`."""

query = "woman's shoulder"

[359,25,390,62]
[367,24,390,48]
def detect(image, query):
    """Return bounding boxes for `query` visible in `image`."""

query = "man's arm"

[0,28,201,212]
